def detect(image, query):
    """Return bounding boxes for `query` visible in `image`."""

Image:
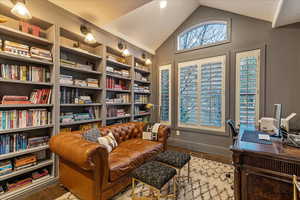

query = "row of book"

[106,93,130,104]
[1,89,51,105]
[106,66,130,78]
[134,106,149,115]
[134,116,150,123]
[134,94,149,104]
[135,62,150,71]
[60,107,100,123]
[106,118,130,126]
[60,88,93,104]
[1,40,52,61]
[0,64,51,83]
[107,54,127,65]
[0,134,49,155]
[60,75,99,88]
[106,77,128,90]
[133,84,150,93]
[0,168,50,194]
[0,109,51,130]
[107,107,130,118]
[135,71,149,82]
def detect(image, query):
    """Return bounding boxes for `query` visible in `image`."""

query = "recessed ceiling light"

[160,0,167,9]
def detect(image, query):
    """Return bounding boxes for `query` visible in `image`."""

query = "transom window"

[178,21,228,51]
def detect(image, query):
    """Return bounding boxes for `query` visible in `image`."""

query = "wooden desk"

[231,130,300,200]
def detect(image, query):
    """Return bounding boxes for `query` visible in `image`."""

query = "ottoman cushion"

[130,161,176,190]
[154,150,191,168]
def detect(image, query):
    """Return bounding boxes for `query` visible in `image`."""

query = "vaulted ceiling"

[3,0,300,54]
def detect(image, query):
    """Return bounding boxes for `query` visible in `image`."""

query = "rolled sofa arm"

[50,133,107,171]
[157,125,170,150]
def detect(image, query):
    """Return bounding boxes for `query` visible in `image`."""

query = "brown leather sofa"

[50,122,170,200]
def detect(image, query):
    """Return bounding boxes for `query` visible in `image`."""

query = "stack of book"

[106,67,130,78]
[30,47,52,61]
[135,71,149,82]
[0,109,50,130]
[3,41,30,57]
[60,59,75,67]
[86,78,98,87]
[107,54,126,64]
[107,107,129,118]
[1,96,31,105]
[0,161,13,176]
[29,89,52,104]
[73,79,87,87]
[0,64,51,82]
[133,84,150,93]
[27,136,49,148]
[134,94,149,104]
[59,75,73,85]
[106,77,128,90]
[6,177,32,192]
[32,168,49,183]
[106,93,130,104]
[76,63,93,71]
[13,154,37,171]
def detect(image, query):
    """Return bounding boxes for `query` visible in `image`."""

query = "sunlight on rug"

[55,156,234,200]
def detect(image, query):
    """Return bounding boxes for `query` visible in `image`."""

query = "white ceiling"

[4,0,300,54]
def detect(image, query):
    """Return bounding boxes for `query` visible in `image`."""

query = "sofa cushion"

[82,128,101,143]
[108,139,163,182]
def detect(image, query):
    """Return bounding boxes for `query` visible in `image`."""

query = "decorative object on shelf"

[19,21,41,37]
[11,0,32,20]
[142,52,152,65]
[80,25,96,44]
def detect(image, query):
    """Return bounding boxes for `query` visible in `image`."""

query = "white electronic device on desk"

[259,104,296,134]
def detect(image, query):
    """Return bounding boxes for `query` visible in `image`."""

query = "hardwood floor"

[20,146,231,200]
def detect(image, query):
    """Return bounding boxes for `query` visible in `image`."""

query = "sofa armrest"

[157,125,170,150]
[50,133,108,171]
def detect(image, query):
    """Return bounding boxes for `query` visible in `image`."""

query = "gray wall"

[154,6,300,158]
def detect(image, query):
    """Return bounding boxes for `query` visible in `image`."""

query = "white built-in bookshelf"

[0,14,152,200]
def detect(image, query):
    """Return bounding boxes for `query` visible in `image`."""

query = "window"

[178,21,228,51]
[178,56,226,132]
[159,65,171,124]
[236,49,260,130]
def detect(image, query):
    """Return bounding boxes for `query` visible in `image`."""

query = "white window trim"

[177,20,228,51]
[235,49,260,127]
[177,55,226,132]
[159,64,171,125]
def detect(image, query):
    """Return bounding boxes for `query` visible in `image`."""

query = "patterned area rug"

[55,156,234,200]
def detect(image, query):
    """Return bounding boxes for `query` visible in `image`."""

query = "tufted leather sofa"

[50,122,170,200]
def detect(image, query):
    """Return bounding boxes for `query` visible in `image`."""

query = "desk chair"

[226,120,239,184]
[293,175,300,200]
[226,120,239,143]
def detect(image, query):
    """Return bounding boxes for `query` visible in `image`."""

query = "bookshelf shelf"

[60,119,102,126]
[0,145,49,161]
[0,79,53,86]
[0,176,56,200]
[106,73,131,80]
[134,113,151,117]
[60,84,102,90]
[106,89,131,93]
[0,125,53,135]
[0,51,53,65]
[134,67,150,74]
[107,59,131,69]
[107,115,131,120]
[0,25,52,46]
[60,64,102,75]
[60,45,102,60]
[0,104,53,108]
[106,103,131,106]
[60,103,102,107]
[134,79,151,84]
[0,160,53,182]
